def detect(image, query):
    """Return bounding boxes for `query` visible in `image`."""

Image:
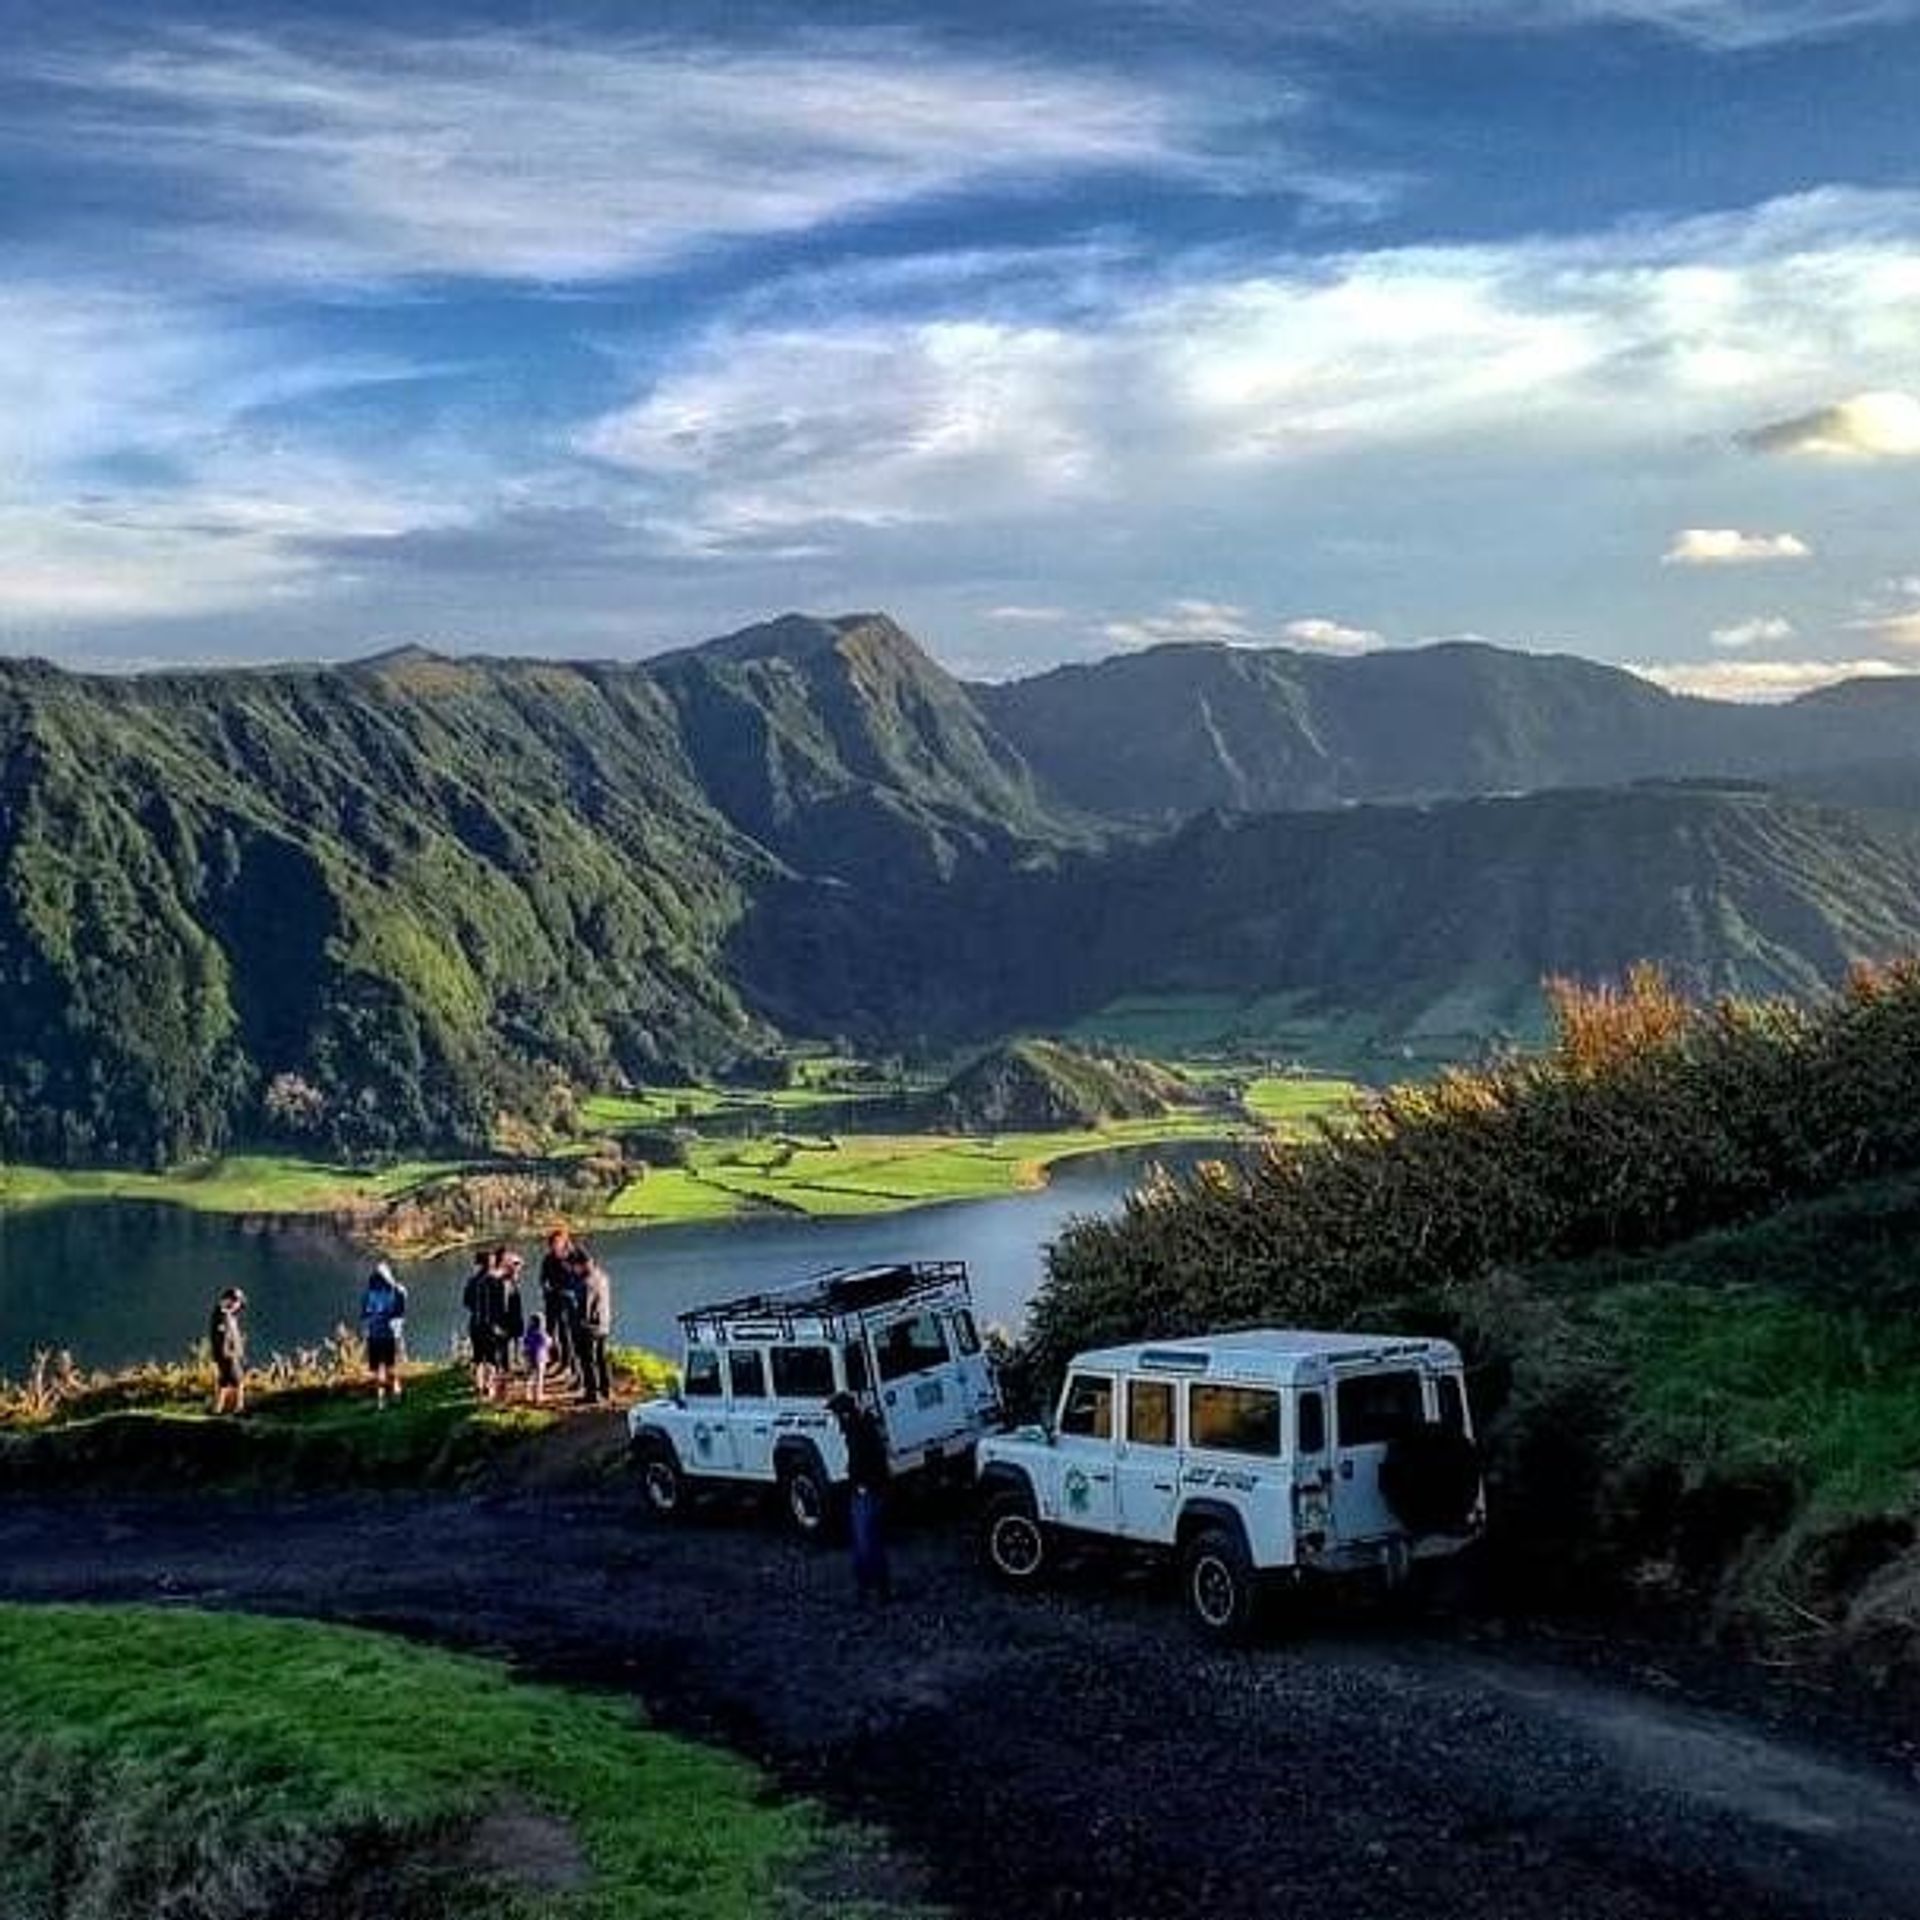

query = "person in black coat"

[828,1391,892,1602]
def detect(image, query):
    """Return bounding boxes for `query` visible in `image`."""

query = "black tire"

[778,1452,838,1542]
[1379,1424,1482,1537]
[980,1488,1051,1588]
[1184,1525,1260,1642]
[633,1435,686,1522]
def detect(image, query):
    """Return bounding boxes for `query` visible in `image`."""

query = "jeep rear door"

[1329,1366,1425,1542]
[871,1307,961,1455]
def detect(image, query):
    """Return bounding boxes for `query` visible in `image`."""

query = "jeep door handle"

[1152,1481,1173,1492]
[1090,1471,1112,1482]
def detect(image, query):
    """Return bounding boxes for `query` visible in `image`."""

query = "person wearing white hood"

[360,1261,410,1408]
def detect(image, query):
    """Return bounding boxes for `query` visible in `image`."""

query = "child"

[523,1311,552,1404]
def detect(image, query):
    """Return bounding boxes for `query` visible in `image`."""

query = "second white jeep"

[975,1329,1483,1638]
[628,1260,1002,1536]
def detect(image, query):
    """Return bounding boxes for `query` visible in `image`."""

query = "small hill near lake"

[921,1039,1193,1132]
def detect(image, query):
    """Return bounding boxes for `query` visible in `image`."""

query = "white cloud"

[1740,389,1920,459]
[1662,527,1810,565]
[1632,658,1916,701]
[1267,0,1920,46]
[1849,612,1920,650]
[23,29,1264,287]
[580,187,1920,560]
[1281,616,1385,653]
[1102,601,1258,647]
[1709,615,1795,650]
[986,604,1072,624]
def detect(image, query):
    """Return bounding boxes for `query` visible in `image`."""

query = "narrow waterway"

[0,1144,1224,1379]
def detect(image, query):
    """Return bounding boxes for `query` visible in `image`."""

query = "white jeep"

[975,1329,1483,1639]
[627,1261,1003,1537]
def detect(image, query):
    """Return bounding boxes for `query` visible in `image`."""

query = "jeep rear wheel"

[1184,1526,1259,1642]
[778,1454,836,1542]
[634,1438,685,1521]
[981,1489,1050,1587]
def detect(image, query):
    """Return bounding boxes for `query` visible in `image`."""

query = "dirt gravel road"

[2,1489,1917,1920]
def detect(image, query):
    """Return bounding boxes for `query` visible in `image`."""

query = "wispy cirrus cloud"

[16,28,1295,288]
[1663,528,1810,565]
[1268,0,1920,47]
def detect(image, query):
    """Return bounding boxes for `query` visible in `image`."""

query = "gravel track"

[3,1489,1918,1920]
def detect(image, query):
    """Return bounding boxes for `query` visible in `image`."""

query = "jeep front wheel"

[981,1489,1050,1587]
[634,1438,685,1521]
[778,1454,836,1542]
[1184,1526,1259,1642]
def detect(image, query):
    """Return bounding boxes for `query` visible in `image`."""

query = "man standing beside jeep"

[828,1391,892,1603]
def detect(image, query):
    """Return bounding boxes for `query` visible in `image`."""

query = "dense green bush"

[1034,961,1920,1372]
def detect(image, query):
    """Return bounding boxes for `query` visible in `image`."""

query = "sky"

[2,0,1918,695]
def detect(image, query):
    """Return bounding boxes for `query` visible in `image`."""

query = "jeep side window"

[1435,1374,1468,1434]
[728,1349,769,1401]
[1058,1373,1114,1440]
[1189,1384,1281,1458]
[876,1312,949,1383]
[1296,1388,1327,1455]
[684,1348,722,1399]
[770,1345,835,1399]
[1126,1378,1175,1448]
[1335,1369,1424,1447]
[843,1340,871,1394]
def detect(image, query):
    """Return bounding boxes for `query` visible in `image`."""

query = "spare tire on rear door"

[1379,1423,1481,1535]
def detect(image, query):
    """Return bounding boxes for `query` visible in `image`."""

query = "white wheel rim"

[993,1514,1043,1577]
[644,1462,678,1510]
[1193,1554,1237,1627]
[789,1476,823,1529]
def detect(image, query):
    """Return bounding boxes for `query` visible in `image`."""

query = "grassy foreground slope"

[0,1604,874,1920]
[1036,965,1920,1655]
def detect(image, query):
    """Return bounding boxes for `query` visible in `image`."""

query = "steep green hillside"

[761,783,1920,1057]
[0,651,778,1162]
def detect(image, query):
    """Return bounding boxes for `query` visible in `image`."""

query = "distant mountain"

[975,641,1920,821]
[649,612,1086,882]
[7,612,1920,1165]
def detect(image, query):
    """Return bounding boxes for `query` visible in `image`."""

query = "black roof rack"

[677,1261,970,1338]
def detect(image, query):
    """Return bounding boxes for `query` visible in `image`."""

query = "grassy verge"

[0,1603,894,1920]
[1464,1171,1920,1639]
[0,1356,678,1494]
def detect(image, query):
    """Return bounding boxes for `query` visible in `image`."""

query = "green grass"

[0,1153,456,1217]
[1593,1281,1920,1519]
[1239,1075,1358,1131]
[0,1603,868,1919]
[609,1114,1248,1223]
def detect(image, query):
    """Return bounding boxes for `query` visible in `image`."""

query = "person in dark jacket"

[360,1262,409,1409]
[462,1249,511,1402]
[571,1245,613,1405]
[827,1391,891,1602]
[539,1227,577,1385]
[208,1287,247,1416]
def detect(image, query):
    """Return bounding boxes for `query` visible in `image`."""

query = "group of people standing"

[203,1228,616,1413]
[462,1228,615,1406]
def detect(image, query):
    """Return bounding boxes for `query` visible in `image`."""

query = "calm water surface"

[0,1145,1228,1379]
